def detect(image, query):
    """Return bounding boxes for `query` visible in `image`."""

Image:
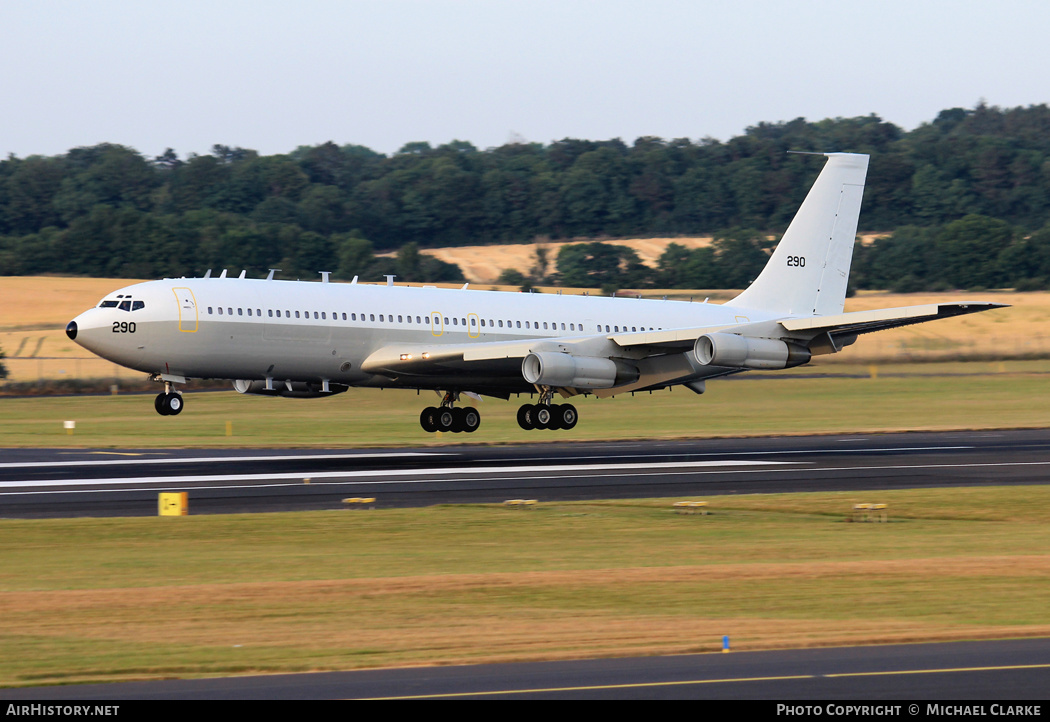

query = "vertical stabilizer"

[730,153,869,317]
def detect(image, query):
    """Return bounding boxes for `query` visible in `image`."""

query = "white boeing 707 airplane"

[66,153,1005,433]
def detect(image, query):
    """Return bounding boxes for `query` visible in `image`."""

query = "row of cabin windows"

[204,306,657,334]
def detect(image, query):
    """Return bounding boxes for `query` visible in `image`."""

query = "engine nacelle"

[232,379,348,398]
[693,333,811,370]
[521,352,639,389]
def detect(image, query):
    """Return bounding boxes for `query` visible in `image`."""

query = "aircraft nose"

[66,320,78,340]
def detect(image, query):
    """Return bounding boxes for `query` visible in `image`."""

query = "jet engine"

[521,352,639,389]
[232,379,349,398]
[693,333,811,370]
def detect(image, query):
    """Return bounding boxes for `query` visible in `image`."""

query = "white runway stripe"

[0,460,797,490]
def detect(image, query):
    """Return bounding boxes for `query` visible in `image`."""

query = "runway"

[2,638,1047,700]
[2,428,1050,517]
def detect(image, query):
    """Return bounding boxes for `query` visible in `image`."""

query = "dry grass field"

[0,273,1039,384]
[419,236,715,283]
[415,234,889,285]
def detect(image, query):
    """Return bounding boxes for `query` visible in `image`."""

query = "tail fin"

[730,152,869,317]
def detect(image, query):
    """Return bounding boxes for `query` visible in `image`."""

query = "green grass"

[2,361,1050,447]
[2,487,1050,686]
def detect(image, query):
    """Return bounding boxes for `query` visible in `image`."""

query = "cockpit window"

[103,299,145,311]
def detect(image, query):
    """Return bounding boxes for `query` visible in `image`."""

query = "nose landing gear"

[153,379,184,416]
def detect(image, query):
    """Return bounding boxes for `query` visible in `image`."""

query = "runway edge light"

[159,492,188,516]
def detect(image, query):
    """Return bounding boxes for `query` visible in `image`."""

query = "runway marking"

[360,662,1050,699]
[0,445,974,471]
[499,446,973,463]
[0,452,451,469]
[0,460,798,489]
[3,458,1050,495]
[358,674,816,699]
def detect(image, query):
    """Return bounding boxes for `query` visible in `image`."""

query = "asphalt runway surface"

[2,638,1047,700]
[2,429,1049,699]
[2,428,1050,517]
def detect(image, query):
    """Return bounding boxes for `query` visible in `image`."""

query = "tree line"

[2,102,1050,289]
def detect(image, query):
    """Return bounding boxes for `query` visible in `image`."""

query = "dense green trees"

[3,103,1050,288]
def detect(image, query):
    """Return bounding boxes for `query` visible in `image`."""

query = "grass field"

[3,360,1050,447]
[1,487,1048,686]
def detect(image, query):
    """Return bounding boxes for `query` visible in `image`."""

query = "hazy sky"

[3,0,1049,160]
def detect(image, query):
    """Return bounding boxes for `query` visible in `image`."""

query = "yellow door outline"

[431,311,444,337]
[173,287,199,332]
[467,313,480,338]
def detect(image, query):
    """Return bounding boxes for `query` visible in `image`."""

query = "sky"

[3,0,1049,160]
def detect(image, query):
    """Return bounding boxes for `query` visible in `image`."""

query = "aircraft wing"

[607,302,1009,351]
[360,302,1008,397]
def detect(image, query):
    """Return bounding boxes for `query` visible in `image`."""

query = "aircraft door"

[430,311,443,337]
[467,313,480,338]
[173,287,199,332]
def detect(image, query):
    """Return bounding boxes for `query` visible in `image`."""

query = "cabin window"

[295,311,300,318]
[247,309,252,316]
[471,318,476,326]
[398,315,403,323]
[237,308,243,316]
[208,307,214,315]
[218,307,224,315]
[370,314,375,322]
[516,321,521,328]
[342,313,347,320]
[415,316,421,324]
[351,313,357,321]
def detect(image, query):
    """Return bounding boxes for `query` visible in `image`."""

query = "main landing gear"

[420,391,481,433]
[516,402,577,430]
[154,380,184,416]
[517,386,578,431]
